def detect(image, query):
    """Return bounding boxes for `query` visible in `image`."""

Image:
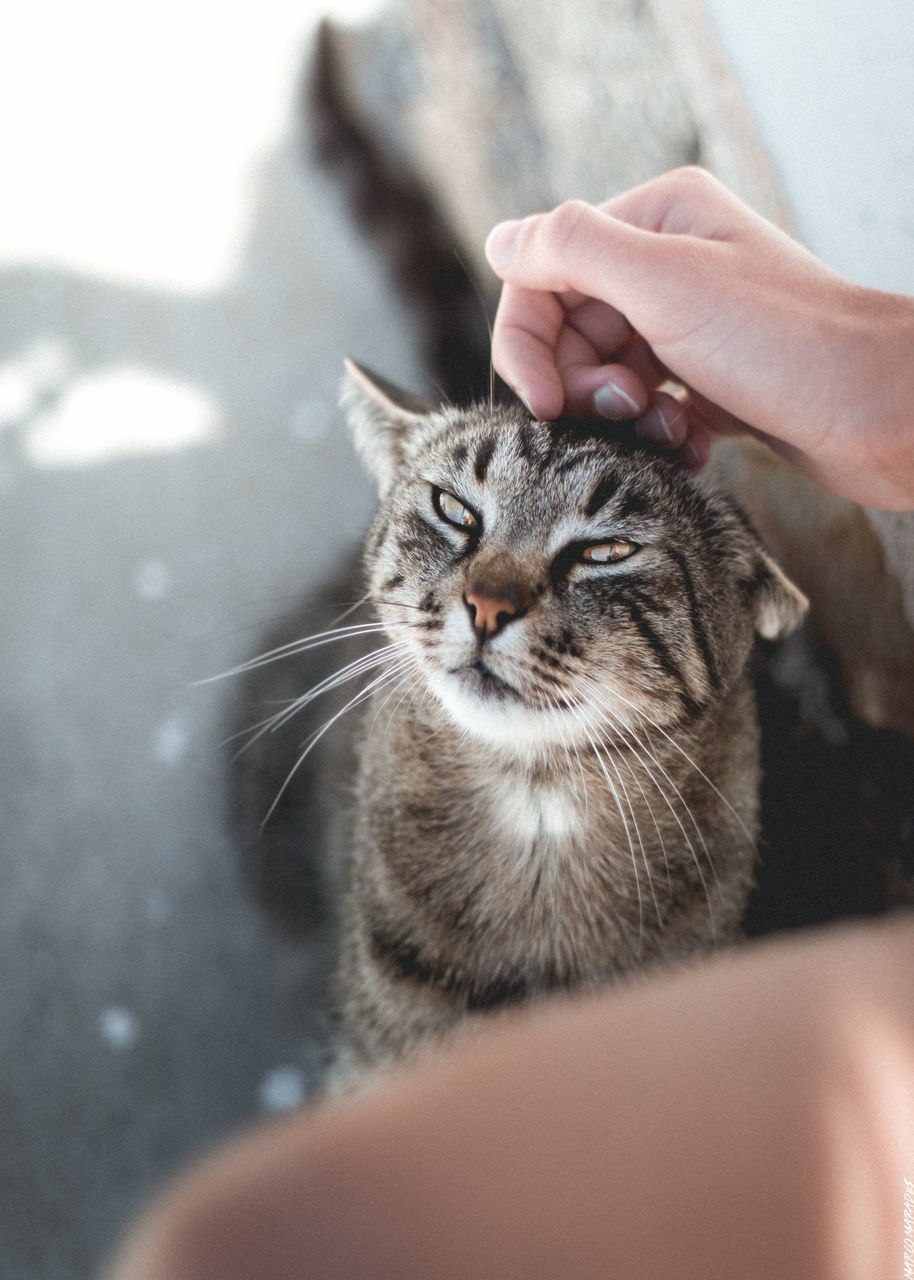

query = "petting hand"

[485,166,914,509]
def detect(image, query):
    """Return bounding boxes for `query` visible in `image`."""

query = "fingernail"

[635,403,677,445]
[594,381,640,420]
[484,220,521,272]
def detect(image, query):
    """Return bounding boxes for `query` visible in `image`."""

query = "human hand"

[485,167,914,509]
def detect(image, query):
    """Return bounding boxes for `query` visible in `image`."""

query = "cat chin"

[426,670,594,754]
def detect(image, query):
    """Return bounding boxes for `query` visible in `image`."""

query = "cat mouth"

[451,660,522,702]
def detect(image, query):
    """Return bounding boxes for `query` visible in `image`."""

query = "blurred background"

[1,1,912,1275]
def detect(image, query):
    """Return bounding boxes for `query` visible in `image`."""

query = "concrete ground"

[1,4,422,1276]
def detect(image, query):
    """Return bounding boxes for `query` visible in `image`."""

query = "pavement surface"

[1,4,422,1275]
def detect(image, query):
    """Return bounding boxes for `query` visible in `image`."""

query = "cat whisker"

[581,679,723,935]
[565,701,654,952]
[603,680,754,850]
[374,669,420,727]
[261,654,417,830]
[628,720,721,899]
[634,749,717,939]
[372,598,424,610]
[233,641,407,757]
[268,643,411,736]
[597,745,664,941]
[366,656,428,741]
[601,702,718,932]
[586,691,726,946]
[592,716,674,896]
[203,620,401,684]
[327,590,374,626]
[428,377,455,410]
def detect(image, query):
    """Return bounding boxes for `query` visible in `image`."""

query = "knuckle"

[541,198,593,254]
[668,164,715,194]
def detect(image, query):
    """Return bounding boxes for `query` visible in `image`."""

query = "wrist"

[832,285,914,508]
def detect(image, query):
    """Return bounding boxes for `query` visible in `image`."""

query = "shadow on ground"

[0,87,426,1276]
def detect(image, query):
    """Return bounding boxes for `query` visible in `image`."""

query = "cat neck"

[370,678,749,802]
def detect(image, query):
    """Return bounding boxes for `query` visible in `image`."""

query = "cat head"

[342,360,807,751]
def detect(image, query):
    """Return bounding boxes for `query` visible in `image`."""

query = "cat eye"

[581,539,638,564]
[433,487,479,531]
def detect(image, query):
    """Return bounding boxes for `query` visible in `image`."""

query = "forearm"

[108,916,914,1280]
[824,285,914,510]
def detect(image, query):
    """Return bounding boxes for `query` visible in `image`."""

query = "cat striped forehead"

[341,363,698,526]
[399,406,695,534]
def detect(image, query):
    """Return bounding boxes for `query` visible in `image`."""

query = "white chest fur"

[490,775,582,852]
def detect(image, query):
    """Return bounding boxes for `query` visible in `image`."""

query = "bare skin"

[108,917,914,1280]
[484,167,914,510]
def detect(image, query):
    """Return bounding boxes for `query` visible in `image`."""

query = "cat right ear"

[340,359,435,498]
[746,545,809,640]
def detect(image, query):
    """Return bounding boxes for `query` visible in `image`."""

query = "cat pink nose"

[464,590,523,641]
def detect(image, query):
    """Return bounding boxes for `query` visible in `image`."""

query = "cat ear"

[340,359,435,497]
[747,545,809,640]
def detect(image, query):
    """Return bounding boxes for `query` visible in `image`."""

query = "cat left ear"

[340,359,435,497]
[748,546,809,640]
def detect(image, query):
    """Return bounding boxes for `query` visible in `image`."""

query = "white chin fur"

[426,670,594,752]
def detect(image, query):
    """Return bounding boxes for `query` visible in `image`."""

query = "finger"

[634,391,690,449]
[678,422,714,472]
[488,204,694,416]
[678,391,771,472]
[551,321,646,420]
[491,283,567,418]
[561,295,634,361]
[614,333,671,392]
[558,362,650,420]
[684,390,752,442]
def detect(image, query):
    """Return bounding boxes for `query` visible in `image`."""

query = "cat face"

[343,362,806,752]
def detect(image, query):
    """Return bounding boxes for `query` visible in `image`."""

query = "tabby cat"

[236,360,807,1085]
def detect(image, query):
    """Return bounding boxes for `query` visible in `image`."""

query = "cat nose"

[463,589,524,641]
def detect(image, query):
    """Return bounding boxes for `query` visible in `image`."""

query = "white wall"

[704,0,914,293]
